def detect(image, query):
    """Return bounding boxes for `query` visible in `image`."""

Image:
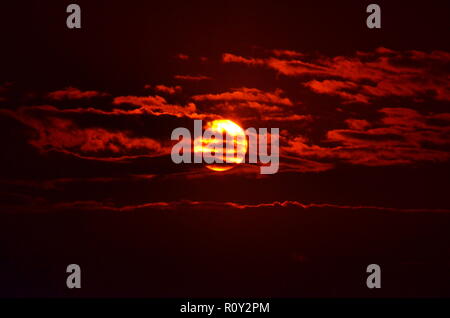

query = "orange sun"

[194,119,248,172]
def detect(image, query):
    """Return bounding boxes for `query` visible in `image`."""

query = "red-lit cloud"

[154,85,182,94]
[271,49,304,58]
[192,87,293,106]
[223,48,450,103]
[283,107,450,167]
[0,107,168,161]
[50,199,450,214]
[304,80,370,104]
[191,87,308,123]
[4,95,210,120]
[175,53,189,60]
[174,74,212,81]
[113,95,209,119]
[47,87,109,100]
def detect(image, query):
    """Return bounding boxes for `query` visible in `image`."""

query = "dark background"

[0,0,449,297]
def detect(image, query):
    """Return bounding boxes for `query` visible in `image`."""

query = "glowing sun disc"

[194,119,247,172]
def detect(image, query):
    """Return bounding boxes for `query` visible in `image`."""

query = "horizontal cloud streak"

[50,199,450,214]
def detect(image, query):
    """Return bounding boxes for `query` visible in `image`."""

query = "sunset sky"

[1,0,449,297]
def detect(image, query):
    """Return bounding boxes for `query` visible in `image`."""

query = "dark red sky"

[0,0,449,297]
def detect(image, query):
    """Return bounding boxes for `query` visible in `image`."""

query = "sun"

[194,119,248,172]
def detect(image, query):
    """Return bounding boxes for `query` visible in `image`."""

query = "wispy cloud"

[47,87,109,100]
[49,199,450,214]
[174,74,212,81]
